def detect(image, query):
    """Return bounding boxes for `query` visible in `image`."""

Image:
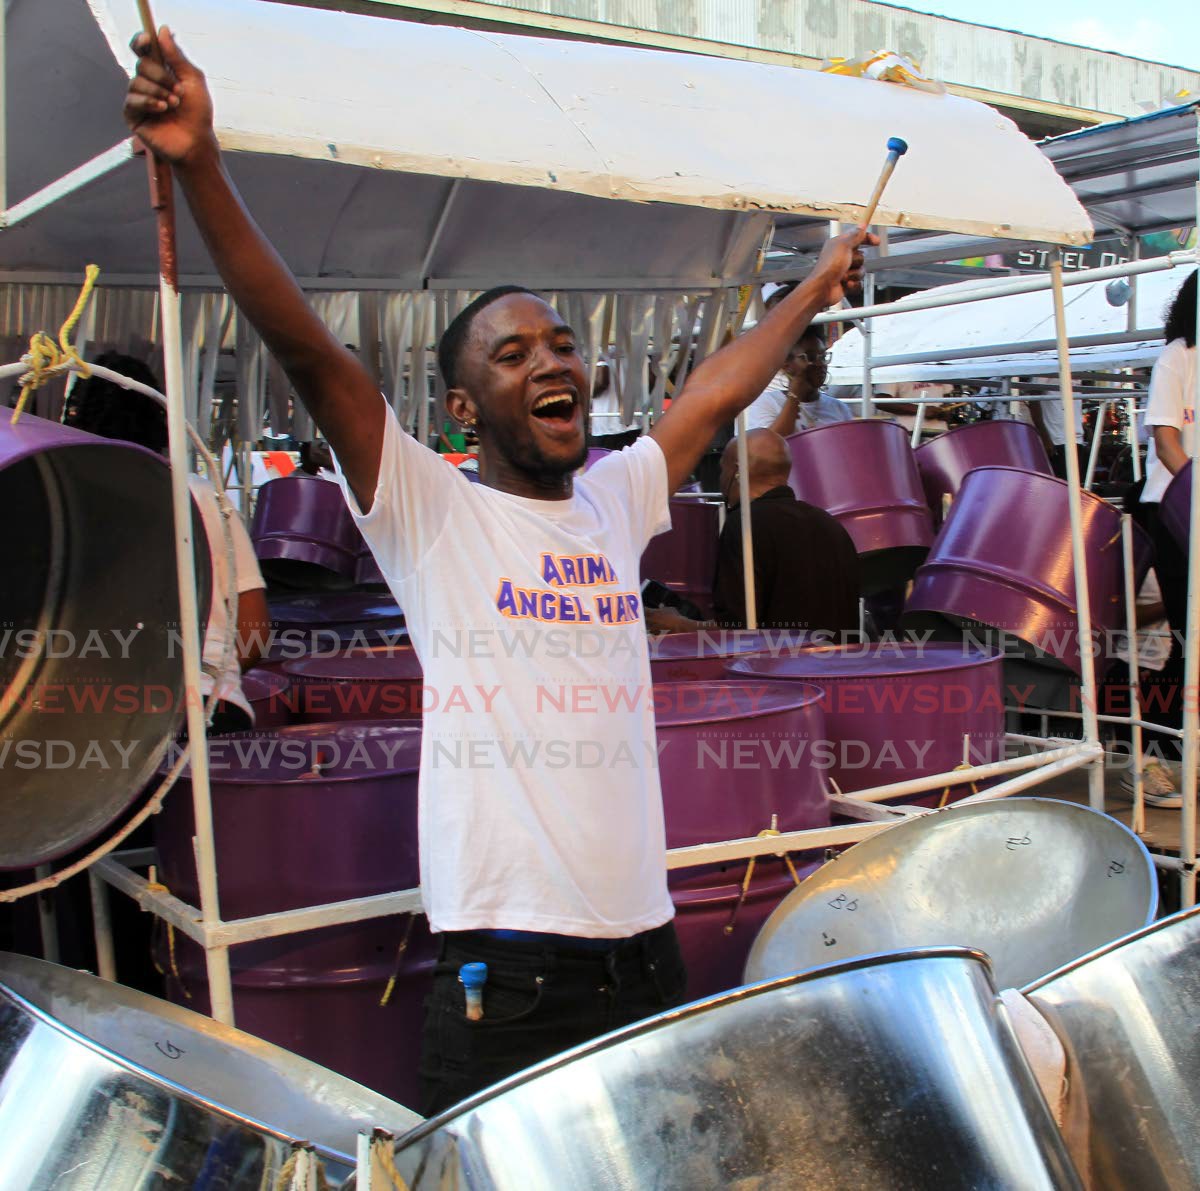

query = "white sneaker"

[1121,760,1183,808]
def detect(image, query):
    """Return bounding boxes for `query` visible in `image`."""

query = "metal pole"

[1122,515,1146,836]
[860,272,875,417]
[1084,399,1109,490]
[0,0,7,215]
[1050,257,1105,811]
[735,410,757,630]
[1178,144,1200,908]
[1128,395,1143,483]
[88,871,118,981]
[34,866,59,964]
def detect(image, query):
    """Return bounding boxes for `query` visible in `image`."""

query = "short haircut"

[65,351,167,453]
[437,285,537,388]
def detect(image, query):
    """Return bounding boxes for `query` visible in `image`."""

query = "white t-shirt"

[1142,340,1197,504]
[189,475,265,718]
[745,376,854,432]
[335,402,675,938]
[1016,396,1086,447]
[1113,571,1171,674]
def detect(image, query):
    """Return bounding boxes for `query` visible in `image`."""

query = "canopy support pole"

[1051,256,1104,812]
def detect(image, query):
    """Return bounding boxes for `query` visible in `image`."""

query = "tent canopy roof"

[828,266,1193,384]
[0,0,1089,290]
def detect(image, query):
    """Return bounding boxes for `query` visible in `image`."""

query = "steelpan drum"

[915,419,1052,524]
[903,466,1152,675]
[0,413,209,869]
[155,721,428,1104]
[786,419,934,595]
[647,628,813,684]
[250,473,363,589]
[0,951,419,1189]
[727,642,1005,804]
[239,667,292,729]
[745,798,1156,989]
[369,949,1080,1190]
[640,497,721,616]
[1023,905,1200,1190]
[1160,457,1192,552]
[282,649,424,722]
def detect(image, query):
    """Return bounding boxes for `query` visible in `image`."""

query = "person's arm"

[768,389,803,437]
[1154,425,1189,476]
[235,587,270,670]
[650,230,873,493]
[124,29,384,510]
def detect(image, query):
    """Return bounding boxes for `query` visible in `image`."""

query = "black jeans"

[418,922,687,1117]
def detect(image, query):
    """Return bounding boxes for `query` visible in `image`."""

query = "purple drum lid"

[653,679,824,727]
[282,650,423,681]
[727,643,999,681]
[188,720,422,782]
[648,630,816,662]
[269,593,404,626]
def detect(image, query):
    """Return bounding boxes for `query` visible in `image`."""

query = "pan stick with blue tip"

[858,136,909,230]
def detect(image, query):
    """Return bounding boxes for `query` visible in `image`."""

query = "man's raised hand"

[123,27,216,169]
[810,228,879,309]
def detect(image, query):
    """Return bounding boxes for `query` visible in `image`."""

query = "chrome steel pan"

[1023,905,1200,1190]
[0,952,420,1189]
[371,949,1080,1190]
[745,798,1156,989]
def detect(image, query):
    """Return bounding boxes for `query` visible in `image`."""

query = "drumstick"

[859,137,909,230]
[136,0,159,51]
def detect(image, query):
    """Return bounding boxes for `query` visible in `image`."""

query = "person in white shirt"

[1135,269,1198,785]
[1018,389,1087,480]
[124,30,871,1113]
[744,324,854,435]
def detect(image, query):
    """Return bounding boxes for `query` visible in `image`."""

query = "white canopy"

[827,266,1192,385]
[0,0,1089,292]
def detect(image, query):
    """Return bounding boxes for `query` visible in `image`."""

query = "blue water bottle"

[459,962,487,1021]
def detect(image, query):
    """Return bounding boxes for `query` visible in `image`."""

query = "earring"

[462,417,477,428]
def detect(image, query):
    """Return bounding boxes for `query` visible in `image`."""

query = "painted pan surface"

[745,798,1156,989]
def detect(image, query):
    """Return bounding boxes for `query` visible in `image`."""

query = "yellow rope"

[273,1145,331,1191]
[10,264,100,424]
[938,763,979,809]
[371,1131,411,1191]
[724,816,802,934]
[378,914,415,1007]
[146,867,192,1000]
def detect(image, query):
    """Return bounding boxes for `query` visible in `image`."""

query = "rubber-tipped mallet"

[859,136,909,230]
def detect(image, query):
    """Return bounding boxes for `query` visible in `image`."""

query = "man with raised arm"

[125,28,872,1115]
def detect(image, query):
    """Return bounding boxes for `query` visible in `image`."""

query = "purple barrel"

[648,629,818,684]
[654,679,830,847]
[669,857,822,999]
[728,645,1004,805]
[355,543,388,587]
[281,650,425,722]
[786,420,934,595]
[259,593,408,673]
[1161,459,1192,552]
[915,421,1052,524]
[584,447,612,470]
[640,498,722,615]
[240,668,293,728]
[903,467,1153,675]
[251,474,364,589]
[0,412,208,870]
[655,679,829,996]
[155,721,429,1106]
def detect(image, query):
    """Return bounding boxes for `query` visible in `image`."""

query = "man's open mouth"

[531,392,577,423]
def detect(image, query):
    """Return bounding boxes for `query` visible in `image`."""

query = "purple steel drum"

[903,466,1153,675]
[251,474,363,589]
[654,679,829,995]
[281,650,425,722]
[786,420,934,595]
[640,498,722,615]
[240,668,293,728]
[355,542,388,587]
[648,629,815,684]
[584,447,612,470]
[915,420,1053,524]
[155,721,430,1106]
[727,643,1005,806]
[1161,459,1192,552]
[258,593,408,674]
[0,413,209,869]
